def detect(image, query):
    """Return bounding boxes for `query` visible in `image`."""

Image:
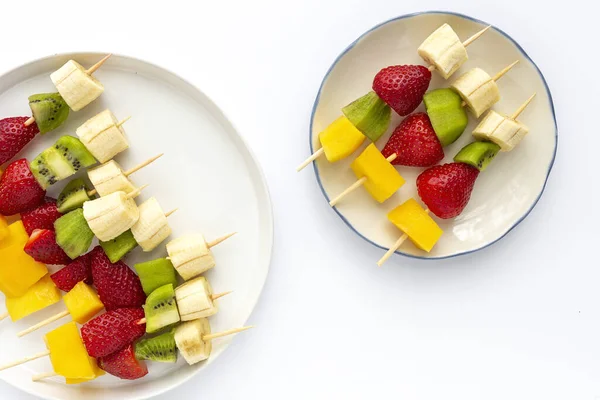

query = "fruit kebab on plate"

[296,23,491,172]
[0,55,111,166]
[417,93,536,219]
[327,61,519,207]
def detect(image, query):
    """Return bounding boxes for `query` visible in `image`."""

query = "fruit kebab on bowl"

[296,23,491,172]
[327,60,519,207]
[0,55,111,166]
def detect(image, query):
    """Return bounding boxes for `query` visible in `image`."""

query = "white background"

[0,0,597,399]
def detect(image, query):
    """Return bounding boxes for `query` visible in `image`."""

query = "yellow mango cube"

[388,198,443,252]
[320,116,365,162]
[0,216,8,242]
[0,221,48,297]
[65,359,105,384]
[45,322,97,380]
[5,275,61,321]
[351,143,405,203]
[64,282,104,324]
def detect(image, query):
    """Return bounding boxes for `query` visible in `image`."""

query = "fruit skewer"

[31,324,253,381]
[297,24,491,172]
[57,153,163,213]
[418,94,536,220]
[24,54,112,127]
[327,61,519,207]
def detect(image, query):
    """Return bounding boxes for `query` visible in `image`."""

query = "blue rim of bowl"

[309,10,558,260]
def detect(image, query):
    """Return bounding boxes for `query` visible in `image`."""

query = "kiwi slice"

[28,93,70,134]
[342,91,391,142]
[454,141,501,172]
[144,284,180,333]
[54,208,94,259]
[135,330,177,363]
[57,178,92,213]
[135,258,178,296]
[30,136,97,189]
[423,89,468,146]
[100,230,138,263]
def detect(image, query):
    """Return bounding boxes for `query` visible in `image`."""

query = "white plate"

[310,11,557,260]
[0,53,273,399]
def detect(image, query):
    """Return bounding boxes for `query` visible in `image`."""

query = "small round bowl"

[310,11,557,260]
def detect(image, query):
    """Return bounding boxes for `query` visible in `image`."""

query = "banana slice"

[82,191,140,242]
[50,60,104,111]
[418,23,468,79]
[88,160,136,197]
[175,276,217,321]
[174,318,212,365]
[76,110,129,163]
[472,110,529,151]
[451,68,500,118]
[131,197,172,252]
[167,235,216,281]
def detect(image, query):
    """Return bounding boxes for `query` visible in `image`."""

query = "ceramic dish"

[311,11,557,260]
[0,53,273,399]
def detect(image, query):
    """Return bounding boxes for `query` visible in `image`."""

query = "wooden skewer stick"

[460,60,519,107]
[32,371,58,382]
[17,310,70,338]
[165,208,178,218]
[296,148,324,172]
[0,311,8,322]
[428,25,492,71]
[329,153,397,207]
[0,350,50,372]
[207,232,237,248]
[116,116,131,128]
[203,326,254,341]
[136,291,234,325]
[126,184,149,200]
[86,154,163,197]
[377,209,430,267]
[511,93,536,120]
[24,54,112,127]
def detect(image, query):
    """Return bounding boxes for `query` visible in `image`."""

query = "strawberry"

[417,162,480,219]
[23,229,71,265]
[382,113,443,167]
[21,197,62,236]
[90,246,146,311]
[50,254,92,291]
[98,344,148,380]
[0,117,40,165]
[0,159,45,216]
[372,65,431,116]
[82,308,146,358]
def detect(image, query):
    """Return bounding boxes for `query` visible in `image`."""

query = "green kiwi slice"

[57,178,92,213]
[342,91,391,142]
[144,284,181,333]
[100,230,138,263]
[54,208,94,259]
[423,89,468,146]
[135,330,177,363]
[454,141,501,172]
[28,93,70,134]
[135,258,178,296]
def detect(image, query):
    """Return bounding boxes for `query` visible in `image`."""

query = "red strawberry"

[0,117,40,165]
[382,113,443,167]
[24,229,71,265]
[90,246,146,311]
[373,65,431,116]
[0,159,45,216]
[98,344,148,380]
[51,254,93,291]
[417,163,480,219]
[21,197,62,236]
[82,308,146,358]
